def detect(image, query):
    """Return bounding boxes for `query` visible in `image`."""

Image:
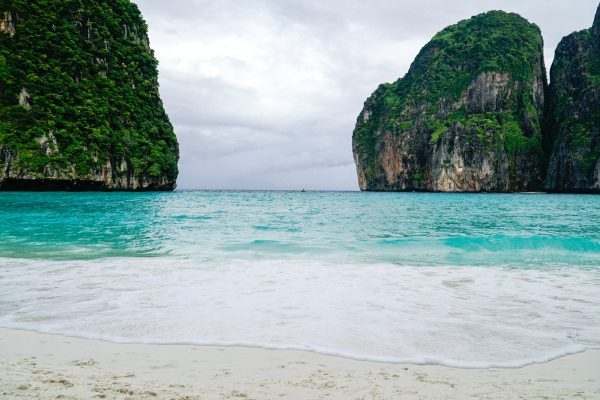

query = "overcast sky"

[136,0,598,190]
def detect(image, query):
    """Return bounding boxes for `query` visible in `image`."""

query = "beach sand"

[1,328,598,399]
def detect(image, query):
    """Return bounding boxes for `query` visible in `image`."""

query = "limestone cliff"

[352,11,547,192]
[544,4,600,193]
[0,0,178,191]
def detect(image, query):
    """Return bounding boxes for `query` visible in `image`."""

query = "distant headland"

[353,4,600,193]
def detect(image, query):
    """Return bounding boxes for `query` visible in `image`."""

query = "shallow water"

[0,191,599,367]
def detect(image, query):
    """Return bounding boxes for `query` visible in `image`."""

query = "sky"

[136,0,598,190]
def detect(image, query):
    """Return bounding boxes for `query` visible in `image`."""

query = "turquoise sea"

[0,191,599,367]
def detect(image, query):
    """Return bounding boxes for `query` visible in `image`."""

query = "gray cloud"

[136,0,598,190]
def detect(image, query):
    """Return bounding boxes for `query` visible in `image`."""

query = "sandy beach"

[0,328,598,399]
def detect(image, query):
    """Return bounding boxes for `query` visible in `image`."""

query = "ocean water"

[0,191,599,368]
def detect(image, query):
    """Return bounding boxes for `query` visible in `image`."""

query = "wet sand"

[1,328,599,399]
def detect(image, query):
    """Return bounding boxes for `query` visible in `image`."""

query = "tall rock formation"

[0,0,178,191]
[352,11,547,192]
[545,3,600,193]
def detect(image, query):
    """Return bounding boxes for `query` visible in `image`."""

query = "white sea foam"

[0,256,599,368]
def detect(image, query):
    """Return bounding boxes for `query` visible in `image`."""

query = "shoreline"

[0,326,590,370]
[1,328,599,399]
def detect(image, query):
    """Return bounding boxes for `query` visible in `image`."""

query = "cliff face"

[0,0,178,191]
[353,11,547,192]
[544,4,600,193]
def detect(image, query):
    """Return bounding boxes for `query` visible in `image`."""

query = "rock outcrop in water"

[544,4,600,193]
[0,0,178,191]
[352,11,547,192]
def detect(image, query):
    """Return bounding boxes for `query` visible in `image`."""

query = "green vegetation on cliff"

[353,10,547,191]
[544,3,600,192]
[0,0,178,189]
